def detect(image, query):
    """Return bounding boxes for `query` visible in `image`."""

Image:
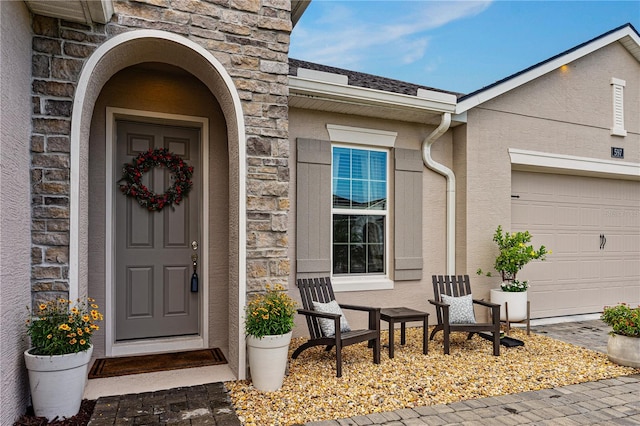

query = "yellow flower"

[59,324,71,331]
[79,339,86,345]
[77,328,84,336]
[71,307,79,314]
[69,338,77,345]
[85,327,91,333]
[39,304,47,311]
[91,304,99,309]
[90,324,99,330]
[46,334,52,339]
[83,315,90,322]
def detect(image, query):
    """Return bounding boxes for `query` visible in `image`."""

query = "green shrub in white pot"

[601,303,640,368]
[477,225,550,322]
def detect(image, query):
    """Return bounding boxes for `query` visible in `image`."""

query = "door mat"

[478,333,525,347]
[88,348,227,379]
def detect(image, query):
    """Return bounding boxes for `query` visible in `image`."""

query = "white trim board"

[509,148,640,180]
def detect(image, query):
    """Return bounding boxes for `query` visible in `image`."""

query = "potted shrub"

[601,303,640,368]
[245,284,297,391]
[477,225,549,321]
[24,297,103,421]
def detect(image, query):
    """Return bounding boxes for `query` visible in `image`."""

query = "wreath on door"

[118,148,193,211]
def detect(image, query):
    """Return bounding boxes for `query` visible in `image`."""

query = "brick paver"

[88,320,640,425]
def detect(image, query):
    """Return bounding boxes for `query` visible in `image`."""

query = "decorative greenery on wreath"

[118,147,193,211]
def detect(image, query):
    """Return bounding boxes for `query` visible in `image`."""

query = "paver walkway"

[88,320,640,425]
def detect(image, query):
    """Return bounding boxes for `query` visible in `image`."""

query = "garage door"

[511,171,640,319]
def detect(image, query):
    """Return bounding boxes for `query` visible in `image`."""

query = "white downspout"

[421,112,455,274]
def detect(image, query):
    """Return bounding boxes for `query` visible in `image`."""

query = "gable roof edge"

[456,24,640,114]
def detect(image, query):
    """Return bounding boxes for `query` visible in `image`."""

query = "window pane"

[351,150,369,180]
[370,151,387,181]
[349,244,366,273]
[333,179,351,207]
[368,244,384,273]
[351,180,367,209]
[332,214,385,275]
[333,245,348,274]
[369,182,386,210]
[333,147,351,179]
[333,215,349,243]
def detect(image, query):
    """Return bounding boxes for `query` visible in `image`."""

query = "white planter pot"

[490,289,528,322]
[24,345,93,421]
[247,332,292,391]
[607,334,640,368]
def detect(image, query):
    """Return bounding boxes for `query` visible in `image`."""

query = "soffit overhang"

[291,0,311,28]
[289,75,460,126]
[25,0,114,24]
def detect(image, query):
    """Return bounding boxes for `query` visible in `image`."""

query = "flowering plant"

[26,298,104,355]
[477,225,550,291]
[499,279,529,292]
[601,303,640,337]
[245,284,297,339]
[118,147,193,212]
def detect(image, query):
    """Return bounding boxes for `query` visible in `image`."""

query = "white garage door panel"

[512,171,640,319]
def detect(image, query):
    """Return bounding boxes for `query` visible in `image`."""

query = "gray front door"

[115,120,201,341]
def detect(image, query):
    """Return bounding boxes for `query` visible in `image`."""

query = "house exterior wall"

[288,107,452,333]
[458,40,640,300]
[0,1,34,422]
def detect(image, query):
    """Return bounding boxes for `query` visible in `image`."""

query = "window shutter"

[394,148,423,280]
[296,138,332,275]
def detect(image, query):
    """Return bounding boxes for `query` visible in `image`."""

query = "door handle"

[190,240,199,292]
[600,234,607,250]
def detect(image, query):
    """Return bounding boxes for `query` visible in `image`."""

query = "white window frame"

[327,125,397,292]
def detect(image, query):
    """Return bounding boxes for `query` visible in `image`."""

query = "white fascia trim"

[509,148,640,179]
[289,75,457,114]
[327,124,397,147]
[457,26,640,114]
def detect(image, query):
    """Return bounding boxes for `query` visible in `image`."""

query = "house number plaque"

[611,147,624,159]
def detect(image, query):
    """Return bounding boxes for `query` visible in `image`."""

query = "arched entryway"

[70,30,246,379]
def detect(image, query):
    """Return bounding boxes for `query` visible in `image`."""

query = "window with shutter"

[296,127,423,290]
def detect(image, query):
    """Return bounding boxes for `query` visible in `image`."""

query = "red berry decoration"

[118,148,193,211]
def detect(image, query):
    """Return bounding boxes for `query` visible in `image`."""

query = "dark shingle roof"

[289,58,463,99]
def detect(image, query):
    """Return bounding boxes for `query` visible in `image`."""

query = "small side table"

[380,307,429,358]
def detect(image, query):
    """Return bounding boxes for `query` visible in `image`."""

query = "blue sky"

[290,1,640,94]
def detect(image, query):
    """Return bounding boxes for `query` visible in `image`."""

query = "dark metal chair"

[429,274,501,356]
[292,277,381,377]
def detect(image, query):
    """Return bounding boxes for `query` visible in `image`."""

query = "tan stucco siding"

[0,1,33,421]
[475,41,639,161]
[288,108,452,333]
[458,40,640,303]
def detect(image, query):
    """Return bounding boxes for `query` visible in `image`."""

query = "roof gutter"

[422,112,455,274]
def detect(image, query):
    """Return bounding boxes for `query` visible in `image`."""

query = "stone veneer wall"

[30,0,291,305]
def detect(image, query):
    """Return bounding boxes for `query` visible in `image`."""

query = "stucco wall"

[458,40,640,302]
[0,1,34,422]
[288,108,453,333]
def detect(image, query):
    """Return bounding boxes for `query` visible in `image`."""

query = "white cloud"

[291,1,493,72]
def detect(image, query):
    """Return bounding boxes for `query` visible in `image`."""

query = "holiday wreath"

[118,147,193,211]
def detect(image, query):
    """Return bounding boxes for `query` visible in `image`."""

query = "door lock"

[190,241,199,292]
